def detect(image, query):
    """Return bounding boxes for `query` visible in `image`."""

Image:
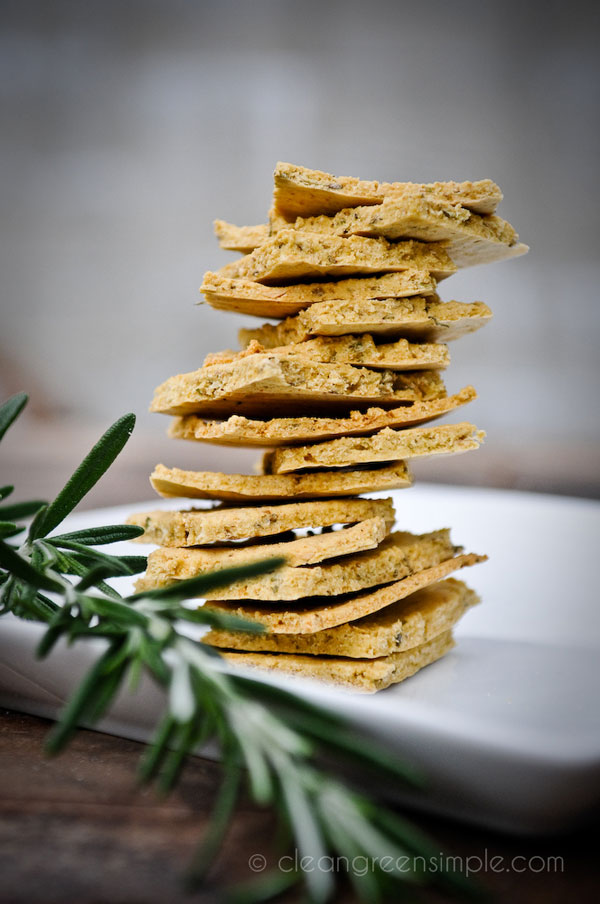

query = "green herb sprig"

[0,393,479,904]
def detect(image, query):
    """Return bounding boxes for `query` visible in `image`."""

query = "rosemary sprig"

[0,393,480,903]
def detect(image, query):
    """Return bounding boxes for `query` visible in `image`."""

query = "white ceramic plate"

[1,484,599,835]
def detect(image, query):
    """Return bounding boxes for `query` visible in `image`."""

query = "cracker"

[200,270,437,319]
[127,496,395,545]
[203,553,485,633]
[219,630,455,692]
[218,197,526,268]
[168,387,476,447]
[135,518,388,574]
[136,529,458,601]
[213,220,269,254]
[273,162,502,218]
[204,334,450,372]
[263,422,485,474]
[240,297,492,347]
[204,578,478,657]
[150,354,447,417]
[288,198,527,268]
[150,462,413,501]
[230,231,456,283]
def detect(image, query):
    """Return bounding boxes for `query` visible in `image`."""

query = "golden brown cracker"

[150,355,447,417]
[204,578,478,657]
[168,387,476,448]
[203,554,485,633]
[127,497,395,545]
[239,298,492,347]
[232,231,457,283]
[273,162,503,218]
[200,270,437,319]
[204,334,450,372]
[150,462,413,502]
[220,630,455,692]
[263,422,485,473]
[136,529,458,601]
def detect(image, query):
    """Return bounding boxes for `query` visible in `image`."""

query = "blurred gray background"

[1,0,599,503]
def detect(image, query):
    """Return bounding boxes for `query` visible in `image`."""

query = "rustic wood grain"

[0,710,596,903]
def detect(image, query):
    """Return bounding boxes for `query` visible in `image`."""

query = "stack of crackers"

[130,162,527,693]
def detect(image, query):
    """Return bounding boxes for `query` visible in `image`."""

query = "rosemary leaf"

[178,607,266,634]
[29,412,136,541]
[137,713,177,784]
[278,770,333,904]
[186,756,242,886]
[319,809,383,904]
[128,557,286,602]
[85,657,132,724]
[0,540,63,592]
[169,658,195,723]
[36,606,76,658]
[156,719,197,794]
[278,707,425,789]
[79,594,147,628]
[46,539,146,576]
[230,675,424,788]
[115,555,149,573]
[48,524,145,545]
[75,564,127,593]
[0,500,47,521]
[228,704,274,805]
[37,546,123,599]
[0,391,28,441]
[45,639,125,754]
[137,635,171,685]
[10,582,53,622]
[33,591,60,616]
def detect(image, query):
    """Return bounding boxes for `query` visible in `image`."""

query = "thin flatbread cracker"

[217,198,527,268]
[127,497,395,545]
[231,231,457,283]
[286,198,526,268]
[240,297,492,347]
[220,630,455,692]
[200,270,437,319]
[263,422,485,473]
[134,518,387,572]
[214,220,269,254]
[203,553,485,633]
[204,335,450,372]
[273,162,503,218]
[150,355,447,417]
[150,462,413,502]
[168,387,476,447]
[136,529,458,601]
[204,578,478,657]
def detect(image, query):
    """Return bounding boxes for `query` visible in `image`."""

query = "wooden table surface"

[0,710,596,904]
